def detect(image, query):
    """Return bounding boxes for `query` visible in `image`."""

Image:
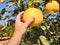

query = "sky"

[0,0,17,25]
[0,0,6,12]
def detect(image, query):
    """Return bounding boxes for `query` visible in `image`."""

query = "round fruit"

[45,1,59,11]
[23,8,43,26]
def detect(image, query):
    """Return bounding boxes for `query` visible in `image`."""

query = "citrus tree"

[0,0,60,45]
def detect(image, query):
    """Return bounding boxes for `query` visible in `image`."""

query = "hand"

[15,11,34,35]
[7,11,34,45]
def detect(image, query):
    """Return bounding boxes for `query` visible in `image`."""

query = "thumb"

[25,17,35,26]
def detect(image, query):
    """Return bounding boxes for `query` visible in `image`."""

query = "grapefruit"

[45,1,59,11]
[23,8,43,26]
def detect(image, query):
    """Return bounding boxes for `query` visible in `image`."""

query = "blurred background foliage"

[0,0,60,45]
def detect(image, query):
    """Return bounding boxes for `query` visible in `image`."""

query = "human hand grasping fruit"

[7,11,35,45]
[7,8,43,45]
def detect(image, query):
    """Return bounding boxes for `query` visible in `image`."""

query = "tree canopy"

[0,0,60,45]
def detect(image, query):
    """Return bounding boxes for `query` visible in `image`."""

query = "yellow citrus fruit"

[23,8,43,26]
[45,1,59,11]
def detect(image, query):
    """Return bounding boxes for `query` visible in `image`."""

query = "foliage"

[0,0,60,45]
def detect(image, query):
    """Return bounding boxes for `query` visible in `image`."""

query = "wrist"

[14,29,26,36]
[13,32,23,37]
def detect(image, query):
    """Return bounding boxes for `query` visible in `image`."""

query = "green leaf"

[1,8,6,15]
[0,16,2,20]
[8,0,15,2]
[7,2,14,8]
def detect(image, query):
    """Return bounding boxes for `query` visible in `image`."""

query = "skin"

[7,11,34,45]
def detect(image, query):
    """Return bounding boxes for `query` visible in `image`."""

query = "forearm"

[7,32,23,45]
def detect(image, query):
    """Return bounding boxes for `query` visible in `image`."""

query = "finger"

[25,17,35,26]
[16,11,24,22]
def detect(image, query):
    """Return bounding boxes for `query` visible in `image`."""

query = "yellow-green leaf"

[0,0,4,3]
[18,0,21,4]
[28,0,33,8]
[41,26,46,30]
[39,35,50,45]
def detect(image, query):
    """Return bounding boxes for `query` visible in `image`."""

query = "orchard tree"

[0,0,60,45]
